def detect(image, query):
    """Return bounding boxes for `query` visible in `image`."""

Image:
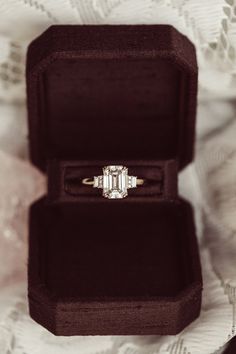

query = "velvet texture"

[29,197,201,335]
[27,25,197,172]
[27,25,202,336]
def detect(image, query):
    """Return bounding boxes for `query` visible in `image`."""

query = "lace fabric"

[0,0,236,102]
[0,1,236,353]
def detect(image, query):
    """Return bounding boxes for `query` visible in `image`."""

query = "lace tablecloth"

[0,1,236,353]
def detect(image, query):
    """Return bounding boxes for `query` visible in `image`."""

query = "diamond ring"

[82,165,144,199]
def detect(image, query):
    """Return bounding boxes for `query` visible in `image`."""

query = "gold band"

[82,178,94,185]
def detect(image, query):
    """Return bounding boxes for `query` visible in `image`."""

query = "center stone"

[103,165,129,199]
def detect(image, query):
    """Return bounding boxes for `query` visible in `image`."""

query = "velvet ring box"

[27,25,202,335]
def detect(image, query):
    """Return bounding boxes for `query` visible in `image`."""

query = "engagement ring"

[82,165,144,199]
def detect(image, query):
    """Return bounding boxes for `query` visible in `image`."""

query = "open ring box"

[27,25,202,335]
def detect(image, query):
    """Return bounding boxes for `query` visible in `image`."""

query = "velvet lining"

[43,59,181,162]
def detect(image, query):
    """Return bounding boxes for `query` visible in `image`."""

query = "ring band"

[82,165,144,199]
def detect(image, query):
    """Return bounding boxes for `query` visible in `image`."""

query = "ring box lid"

[27,25,197,172]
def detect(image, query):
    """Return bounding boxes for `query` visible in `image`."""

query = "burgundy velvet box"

[27,25,202,335]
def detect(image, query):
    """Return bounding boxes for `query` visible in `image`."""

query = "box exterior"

[27,25,202,336]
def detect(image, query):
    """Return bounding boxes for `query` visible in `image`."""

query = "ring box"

[27,25,202,335]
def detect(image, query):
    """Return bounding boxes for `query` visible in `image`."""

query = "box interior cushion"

[47,159,177,201]
[63,163,164,198]
[27,25,197,171]
[30,198,199,299]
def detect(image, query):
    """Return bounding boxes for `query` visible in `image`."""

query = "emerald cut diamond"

[94,165,137,199]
